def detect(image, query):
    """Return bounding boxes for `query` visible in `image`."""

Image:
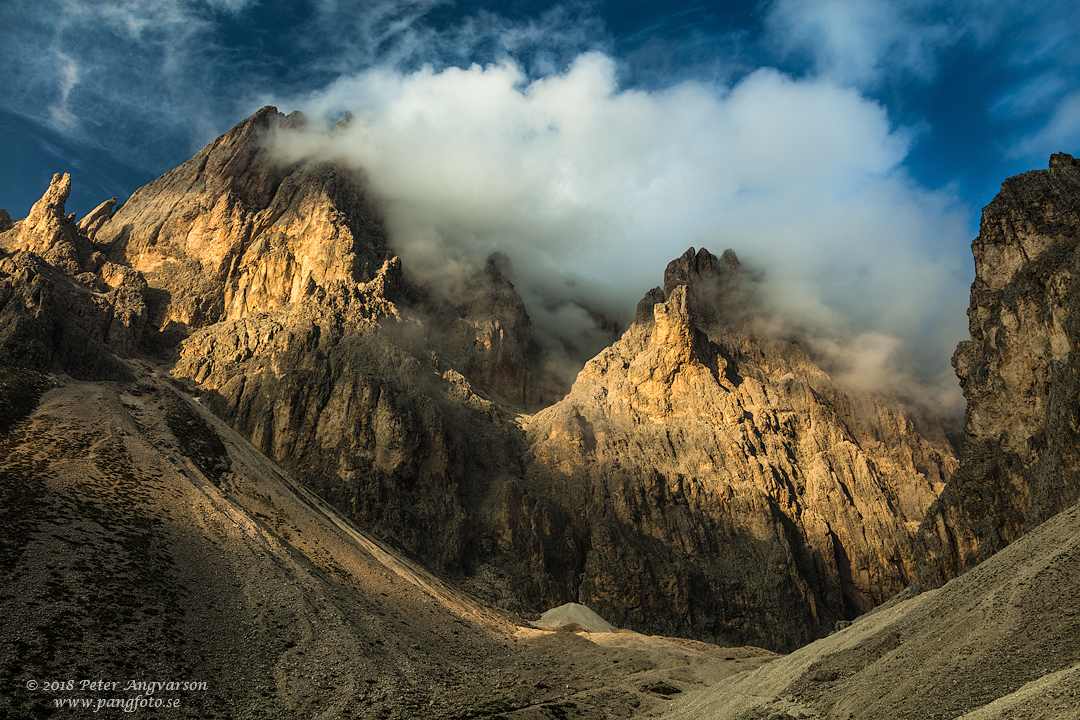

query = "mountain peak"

[2,171,97,275]
[94,107,391,328]
[657,246,751,333]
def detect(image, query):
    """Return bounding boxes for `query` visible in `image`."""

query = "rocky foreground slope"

[0,365,776,720]
[662,498,1080,720]
[0,106,964,650]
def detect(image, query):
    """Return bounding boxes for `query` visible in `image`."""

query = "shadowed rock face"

[662,498,1080,720]
[916,152,1080,588]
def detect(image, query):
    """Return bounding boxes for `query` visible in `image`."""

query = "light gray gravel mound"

[531,602,614,633]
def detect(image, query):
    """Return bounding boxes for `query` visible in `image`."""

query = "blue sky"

[1,0,1078,409]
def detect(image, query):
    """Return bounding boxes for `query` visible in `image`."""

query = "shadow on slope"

[661,497,1080,720]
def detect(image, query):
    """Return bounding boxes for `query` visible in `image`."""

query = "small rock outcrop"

[76,196,117,240]
[0,175,148,379]
[5,173,96,275]
[917,153,1080,586]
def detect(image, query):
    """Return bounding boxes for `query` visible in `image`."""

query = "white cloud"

[270,53,972,407]
[764,0,962,86]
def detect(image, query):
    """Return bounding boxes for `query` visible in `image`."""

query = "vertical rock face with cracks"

[94,107,540,405]
[94,107,391,330]
[917,153,1080,587]
[118,110,544,580]
[516,248,957,650]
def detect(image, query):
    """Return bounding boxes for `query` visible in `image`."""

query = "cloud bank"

[270,52,972,413]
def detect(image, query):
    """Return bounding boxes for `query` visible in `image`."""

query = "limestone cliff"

[94,107,390,330]
[170,271,528,575]
[506,248,956,649]
[917,152,1080,586]
[95,106,542,406]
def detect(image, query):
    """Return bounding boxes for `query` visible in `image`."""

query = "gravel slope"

[661,498,1080,720]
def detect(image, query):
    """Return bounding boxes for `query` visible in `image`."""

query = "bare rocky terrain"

[663,497,1080,720]
[0,365,777,719]
[654,152,1080,720]
[1,105,1079,719]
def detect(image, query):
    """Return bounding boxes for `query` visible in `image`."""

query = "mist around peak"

[262,52,971,419]
[652,246,967,421]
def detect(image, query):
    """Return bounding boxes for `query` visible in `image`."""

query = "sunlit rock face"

[94,107,391,330]
[917,153,1080,587]
[515,247,956,650]
[95,106,542,408]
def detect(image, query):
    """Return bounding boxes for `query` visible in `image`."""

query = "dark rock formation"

[171,267,527,574]
[916,152,1080,587]
[665,497,1080,720]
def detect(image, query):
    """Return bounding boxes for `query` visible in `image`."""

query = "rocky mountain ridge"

[657,152,1080,719]
[3,106,1080,717]
[0,172,149,379]
[1,107,962,652]
[514,247,956,648]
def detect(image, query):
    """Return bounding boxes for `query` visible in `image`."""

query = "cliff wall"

[917,153,1080,586]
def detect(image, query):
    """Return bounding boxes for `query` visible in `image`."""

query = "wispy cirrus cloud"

[762,0,971,87]
[1011,91,1080,159]
[0,0,249,165]
[0,0,608,169]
